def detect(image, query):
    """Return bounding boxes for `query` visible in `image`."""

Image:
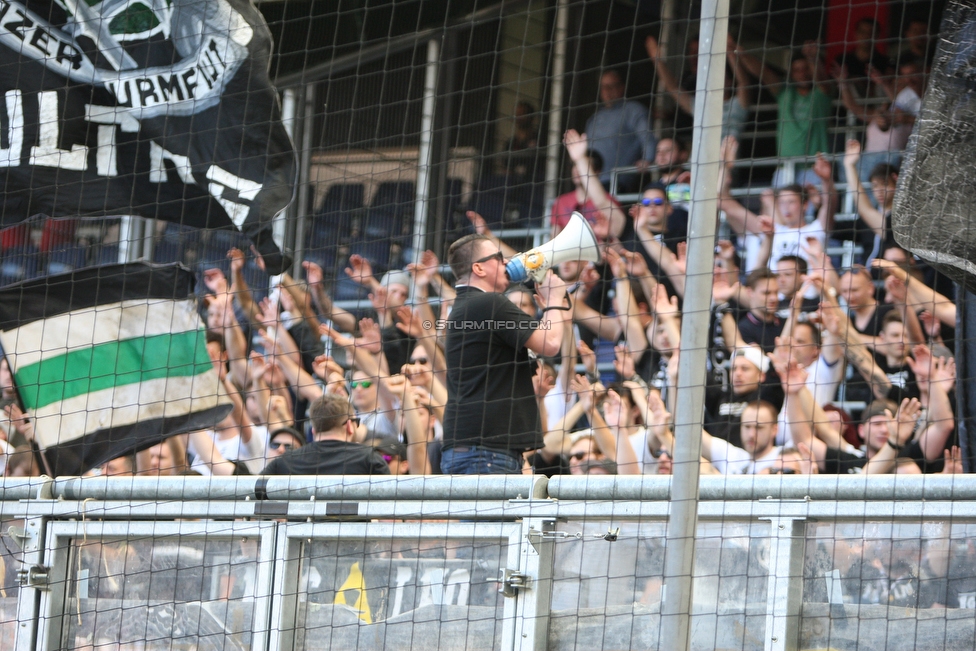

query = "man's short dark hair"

[270,426,305,447]
[743,399,778,420]
[861,399,897,423]
[793,320,822,348]
[745,267,777,289]
[869,163,899,183]
[642,181,669,198]
[777,254,808,275]
[775,183,807,203]
[586,149,604,174]
[309,394,355,435]
[881,309,904,329]
[448,233,491,281]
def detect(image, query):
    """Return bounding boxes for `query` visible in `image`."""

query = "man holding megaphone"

[440,215,599,474]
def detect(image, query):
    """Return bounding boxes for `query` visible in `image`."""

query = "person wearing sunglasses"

[440,234,569,475]
[349,369,398,439]
[260,394,388,476]
[266,426,305,460]
[625,182,689,299]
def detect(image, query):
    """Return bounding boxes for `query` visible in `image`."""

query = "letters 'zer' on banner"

[0,262,233,476]
[0,0,296,274]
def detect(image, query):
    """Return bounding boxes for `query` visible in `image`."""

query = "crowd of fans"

[0,18,960,480]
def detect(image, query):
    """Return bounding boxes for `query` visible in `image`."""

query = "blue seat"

[0,246,39,285]
[46,246,88,275]
[306,183,366,280]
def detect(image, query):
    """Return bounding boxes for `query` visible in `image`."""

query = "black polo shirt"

[442,285,542,453]
[260,440,390,475]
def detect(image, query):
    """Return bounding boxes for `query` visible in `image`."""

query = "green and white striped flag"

[0,263,233,476]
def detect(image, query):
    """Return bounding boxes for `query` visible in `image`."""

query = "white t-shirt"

[708,438,782,475]
[776,355,845,447]
[544,374,577,431]
[628,427,660,474]
[894,87,921,117]
[744,220,826,273]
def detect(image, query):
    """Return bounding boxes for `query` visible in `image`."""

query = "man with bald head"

[584,69,656,190]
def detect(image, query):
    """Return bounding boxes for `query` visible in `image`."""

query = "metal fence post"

[760,517,806,651]
[659,0,729,648]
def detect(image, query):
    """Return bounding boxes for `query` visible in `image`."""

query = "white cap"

[731,345,770,374]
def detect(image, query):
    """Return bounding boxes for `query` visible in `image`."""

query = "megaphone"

[506,211,601,284]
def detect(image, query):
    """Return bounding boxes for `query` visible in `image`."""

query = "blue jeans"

[440,446,524,475]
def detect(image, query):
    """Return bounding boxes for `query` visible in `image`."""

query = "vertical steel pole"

[543,0,569,213]
[292,85,315,274]
[659,0,728,649]
[278,87,298,253]
[412,38,441,262]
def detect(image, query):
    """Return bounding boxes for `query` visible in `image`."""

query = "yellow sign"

[334,562,373,623]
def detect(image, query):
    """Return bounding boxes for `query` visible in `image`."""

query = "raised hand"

[577,339,598,377]
[644,34,660,60]
[344,254,375,286]
[919,310,942,340]
[812,153,832,183]
[303,260,324,286]
[941,446,964,475]
[674,241,688,275]
[227,248,246,276]
[569,374,596,412]
[613,344,636,379]
[394,305,427,340]
[357,317,384,354]
[563,129,589,162]
[203,268,229,295]
[621,248,650,279]
[401,361,433,388]
[318,323,355,348]
[533,362,556,399]
[883,273,908,305]
[254,296,279,329]
[368,285,389,312]
[720,136,739,167]
[466,210,490,235]
[602,389,625,428]
[604,247,629,279]
[843,139,861,168]
[890,397,922,446]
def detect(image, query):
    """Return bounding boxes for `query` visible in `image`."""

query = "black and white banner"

[0,0,296,273]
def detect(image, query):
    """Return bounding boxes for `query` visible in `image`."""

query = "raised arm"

[564,129,628,239]
[524,272,569,357]
[811,153,837,233]
[302,260,358,333]
[842,140,884,237]
[728,35,754,111]
[864,398,921,475]
[465,211,519,259]
[821,294,892,401]
[646,35,694,115]
[734,44,784,96]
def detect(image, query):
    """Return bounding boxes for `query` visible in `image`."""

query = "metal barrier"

[2,475,973,651]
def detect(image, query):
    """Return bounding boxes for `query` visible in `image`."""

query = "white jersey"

[743,220,826,273]
[708,438,782,475]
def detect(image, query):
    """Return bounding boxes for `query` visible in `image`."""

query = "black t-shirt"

[619,208,689,294]
[381,325,415,375]
[737,312,783,353]
[822,447,869,475]
[260,439,391,475]
[850,303,894,340]
[873,352,920,402]
[703,384,784,449]
[442,286,542,453]
[833,48,892,84]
